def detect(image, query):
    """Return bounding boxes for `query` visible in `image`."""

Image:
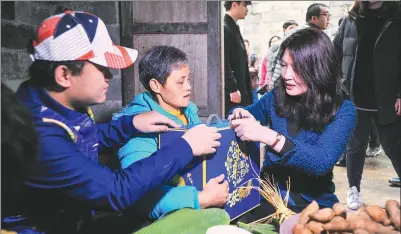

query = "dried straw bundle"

[245,175,296,225]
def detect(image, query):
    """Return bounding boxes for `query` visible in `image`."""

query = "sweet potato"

[347,215,375,231]
[347,210,372,223]
[332,203,347,218]
[375,225,400,234]
[353,229,370,234]
[348,217,396,234]
[366,205,388,224]
[385,200,400,230]
[293,223,313,234]
[309,208,335,223]
[306,221,324,234]
[383,219,392,226]
[322,216,350,232]
[300,201,320,225]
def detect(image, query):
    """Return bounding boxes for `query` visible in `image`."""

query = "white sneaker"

[347,186,362,210]
[366,146,382,157]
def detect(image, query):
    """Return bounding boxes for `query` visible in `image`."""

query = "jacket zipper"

[374,20,392,51]
[372,20,392,110]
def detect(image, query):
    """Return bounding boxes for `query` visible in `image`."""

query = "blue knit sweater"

[245,91,356,208]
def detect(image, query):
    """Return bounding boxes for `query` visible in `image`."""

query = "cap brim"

[89,44,138,69]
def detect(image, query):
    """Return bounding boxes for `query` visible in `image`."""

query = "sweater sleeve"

[28,121,194,212]
[149,185,200,220]
[96,114,139,152]
[267,101,356,176]
[244,91,273,126]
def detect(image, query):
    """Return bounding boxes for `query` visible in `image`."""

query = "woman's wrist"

[261,127,286,152]
[261,127,277,146]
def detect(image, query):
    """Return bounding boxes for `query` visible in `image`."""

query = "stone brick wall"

[1,1,122,123]
[235,1,353,57]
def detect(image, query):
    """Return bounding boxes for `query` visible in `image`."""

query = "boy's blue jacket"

[12,82,194,230]
[113,92,202,219]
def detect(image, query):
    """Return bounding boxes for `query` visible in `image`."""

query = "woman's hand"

[227,108,255,121]
[198,174,229,208]
[395,98,401,116]
[230,117,265,142]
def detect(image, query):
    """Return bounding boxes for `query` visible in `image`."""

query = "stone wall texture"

[236,1,353,57]
[1,1,122,123]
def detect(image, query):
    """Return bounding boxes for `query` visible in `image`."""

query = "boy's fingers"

[212,174,225,183]
[211,133,222,140]
[155,116,180,128]
[152,125,169,132]
[210,140,221,148]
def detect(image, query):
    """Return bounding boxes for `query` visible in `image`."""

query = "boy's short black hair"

[1,83,38,217]
[282,20,298,30]
[224,1,252,11]
[28,60,86,90]
[139,46,189,95]
[306,3,328,22]
[26,41,112,91]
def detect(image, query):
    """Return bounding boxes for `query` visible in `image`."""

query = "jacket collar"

[113,92,200,125]
[16,81,88,121]
[224,14,239,29]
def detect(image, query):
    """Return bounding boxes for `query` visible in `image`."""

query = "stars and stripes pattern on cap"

[33,10,138,69]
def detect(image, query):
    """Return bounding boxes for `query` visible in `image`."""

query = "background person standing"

[224,1,253,117]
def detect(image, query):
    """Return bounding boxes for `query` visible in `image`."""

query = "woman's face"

[280,49,308,96]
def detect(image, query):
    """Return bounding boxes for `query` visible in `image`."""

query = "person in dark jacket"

[224,1,252,117]
[1,83,40,233]
[333,1,401,210]
[9,10,225,233]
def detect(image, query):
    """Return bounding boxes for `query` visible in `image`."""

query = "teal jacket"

[112,92,202,219]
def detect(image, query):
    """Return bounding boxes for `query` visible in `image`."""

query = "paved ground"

[333,152,400,208]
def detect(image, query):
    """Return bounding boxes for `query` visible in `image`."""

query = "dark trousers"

[368,119,380,149]
[346,110,401,191]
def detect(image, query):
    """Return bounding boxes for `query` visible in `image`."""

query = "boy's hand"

[133,111,180,133]
[198,174,229,208]
[181,124,221,156]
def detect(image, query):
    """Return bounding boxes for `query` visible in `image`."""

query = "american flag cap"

[33,10,138,69]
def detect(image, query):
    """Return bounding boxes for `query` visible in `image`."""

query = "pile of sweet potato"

[293,200,400,234]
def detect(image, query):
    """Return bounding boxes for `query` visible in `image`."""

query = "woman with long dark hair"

[229,28,357,222]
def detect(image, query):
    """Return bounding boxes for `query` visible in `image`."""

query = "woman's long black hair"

[273,28,347,133]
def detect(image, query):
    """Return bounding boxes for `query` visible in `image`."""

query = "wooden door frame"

[119,1,222,117]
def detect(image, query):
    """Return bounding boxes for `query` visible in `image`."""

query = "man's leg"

[366,118,382,157]
[375,116,401,179]
[346,110,371,209]
[134,208,230,234]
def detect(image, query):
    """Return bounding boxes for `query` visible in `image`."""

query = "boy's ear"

[54,65,73,88]
[149,78,162,94]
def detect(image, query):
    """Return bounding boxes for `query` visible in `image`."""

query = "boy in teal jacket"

[113,46,228,220]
